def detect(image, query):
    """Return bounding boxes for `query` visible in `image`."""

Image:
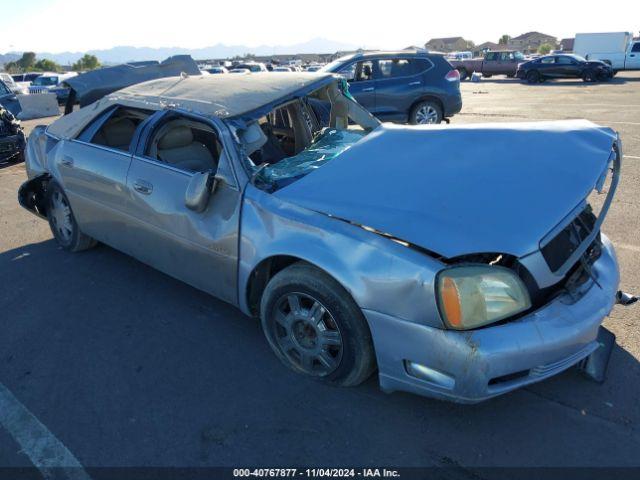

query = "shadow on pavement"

[1,239,639,468]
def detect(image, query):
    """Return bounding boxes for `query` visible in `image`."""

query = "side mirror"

[185,171,220,212]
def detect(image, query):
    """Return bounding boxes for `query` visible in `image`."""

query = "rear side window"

[632,43,640,53]
[540,57,555,64]
[78,106,153,152]
[377,58,432,78]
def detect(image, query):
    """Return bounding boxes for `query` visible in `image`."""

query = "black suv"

[321,51,462,124]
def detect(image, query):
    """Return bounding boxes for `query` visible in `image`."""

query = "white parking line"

[0,382,91,480]
[625,155,640,160]
[617,243,640,253]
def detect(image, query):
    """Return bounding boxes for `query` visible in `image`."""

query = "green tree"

[33,58,60,72]
[5,52,37,72]
[72,54,100,71]
[538,43,553,55]
[499,35,511,45]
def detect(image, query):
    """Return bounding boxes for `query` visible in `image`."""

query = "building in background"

[507,32,558,53]
[424,37,474,52]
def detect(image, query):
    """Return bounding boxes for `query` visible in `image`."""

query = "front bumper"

[365,235,620,403]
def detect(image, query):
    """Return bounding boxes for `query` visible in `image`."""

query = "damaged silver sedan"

[19,73,630,402]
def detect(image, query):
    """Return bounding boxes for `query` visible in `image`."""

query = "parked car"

[11,72,42,92]
[574,32,640,73]
[450,50,526,80]
[305,65,322,72]
[233,62,268,73]
[321,51,461,124]
[516,54,613,83]
[272,66,293,72]
[19,73,629,403]
[206,66,228,74]
[0,105,25,164]
[0,79,21,116]
[11,72,42,84]
[0,72,28,94]
[28,72,78,103]
[228,68,250,74]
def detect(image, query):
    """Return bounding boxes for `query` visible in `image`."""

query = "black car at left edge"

[0,105,26,165]
[517,54,613,83]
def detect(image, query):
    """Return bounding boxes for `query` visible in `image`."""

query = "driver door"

[337,60,376,113]
[124,110,242,304]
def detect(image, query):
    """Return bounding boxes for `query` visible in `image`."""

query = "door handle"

[133,180,153,195]
[630,54,636,57]
[362,87,375,92]
[408,81,421,86]
[61,156,74,167]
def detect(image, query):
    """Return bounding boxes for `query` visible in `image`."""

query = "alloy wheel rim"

[272,292,343,376]
[415,105,438,124]
[50,191,73,243]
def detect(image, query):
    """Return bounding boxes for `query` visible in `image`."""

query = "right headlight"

[436,265,531,330]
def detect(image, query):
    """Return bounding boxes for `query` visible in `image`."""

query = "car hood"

[274,121,617,258]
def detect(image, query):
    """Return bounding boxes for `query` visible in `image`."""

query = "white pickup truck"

[574,32,640,73]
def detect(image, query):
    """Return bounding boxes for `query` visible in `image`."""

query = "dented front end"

[249,121,624,402]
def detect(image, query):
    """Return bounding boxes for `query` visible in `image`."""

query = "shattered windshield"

[240,78,380,192]
[254,128,367,189]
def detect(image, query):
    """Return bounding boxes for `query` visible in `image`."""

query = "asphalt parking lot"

[1,73,639,476]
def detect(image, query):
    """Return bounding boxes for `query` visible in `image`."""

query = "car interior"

[91,107,152,151]
[248,100,319,166]
[145,118,221,173]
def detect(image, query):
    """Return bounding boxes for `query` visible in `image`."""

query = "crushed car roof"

[48,72,335,139]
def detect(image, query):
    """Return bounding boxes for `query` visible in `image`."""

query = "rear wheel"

[409,100,443,125]
[526,70,540,84]
[46,182,96,252]
[457,68,468,81]
[260,262,376,387]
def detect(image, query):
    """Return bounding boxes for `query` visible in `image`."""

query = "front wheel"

[409,100,443,125]
[260,262,376,387]
[582,70,596,82]
[46,182,96,252]
[526,70,540,84]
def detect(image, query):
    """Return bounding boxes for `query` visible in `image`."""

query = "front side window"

[354,61,374,82]
[632,42,640,53]
[145,117,221,173]
[337,63,356,81]
[540,57,555,64]
[485,52,498,61]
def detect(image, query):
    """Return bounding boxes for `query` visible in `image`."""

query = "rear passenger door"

[59,106,152,248]
[123,110,241,304]
[373,57,432,121]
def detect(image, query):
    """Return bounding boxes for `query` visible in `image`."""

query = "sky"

[2,0,639,53]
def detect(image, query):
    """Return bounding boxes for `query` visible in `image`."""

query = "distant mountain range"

[2,38,360,66]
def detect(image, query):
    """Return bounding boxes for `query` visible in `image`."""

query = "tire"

[457,67,468,81]
[260,262,376,387]
[409,100,443,125]
[506,74,515,78]
[483,74,492,78]
[46,182,96,252]
[582,70,596,82]
[526,70,540,84]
